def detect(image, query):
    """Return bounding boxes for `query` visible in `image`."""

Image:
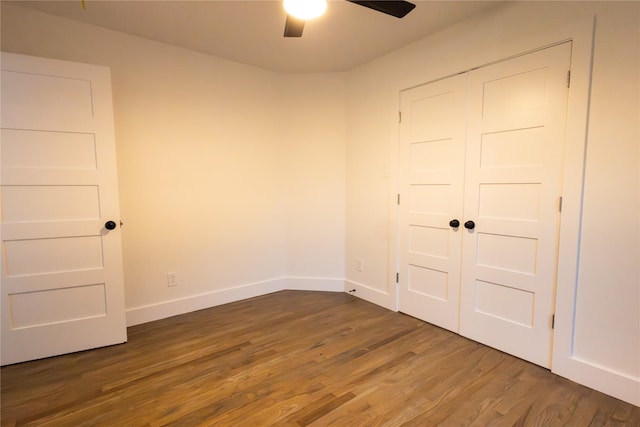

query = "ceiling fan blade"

[284,14,305,37]
[347,0,416,18]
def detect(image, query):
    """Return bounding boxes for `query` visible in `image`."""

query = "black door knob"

[449,219,460,228]
[464,220,475,230]
[105,221,117,230]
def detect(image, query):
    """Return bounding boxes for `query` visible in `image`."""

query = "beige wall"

[281,74,346,279]
[1,3,347,321]
[345,1,639,405]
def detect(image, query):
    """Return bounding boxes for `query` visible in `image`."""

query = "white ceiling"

[11,0,501,73]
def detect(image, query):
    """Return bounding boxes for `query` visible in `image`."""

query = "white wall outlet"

[356,258,364,272]
[167,272,178,287]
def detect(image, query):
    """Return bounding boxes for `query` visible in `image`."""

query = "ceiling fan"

[283,0,416,37]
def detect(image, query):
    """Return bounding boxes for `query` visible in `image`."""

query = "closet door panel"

[460,43,571,368]
[398,74,467,333]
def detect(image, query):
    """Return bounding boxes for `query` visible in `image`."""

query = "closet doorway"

[397,42,571,368]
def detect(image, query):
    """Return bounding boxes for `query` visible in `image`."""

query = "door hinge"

[559,196,563,213]
[397,194,400,205]
[396,272,399,283]
[552,314,555,329]
[399,111,402,123]
[567,70,571,88]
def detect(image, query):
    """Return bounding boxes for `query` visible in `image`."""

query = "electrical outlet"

[356,258,364,272]
[167,272,178,287]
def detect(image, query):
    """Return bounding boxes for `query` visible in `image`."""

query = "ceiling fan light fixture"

[283,0,327,20]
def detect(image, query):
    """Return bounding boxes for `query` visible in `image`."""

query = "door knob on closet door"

[105,220,117,230]
[464,220,475,230]
[449,219,460,228]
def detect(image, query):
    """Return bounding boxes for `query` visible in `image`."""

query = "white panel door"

[459,43,571,367]
[1,52,127,365]
[398,74,467,332]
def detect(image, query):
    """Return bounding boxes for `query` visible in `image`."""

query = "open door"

[1,52,127,365]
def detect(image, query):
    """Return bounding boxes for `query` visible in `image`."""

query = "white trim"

[126,276,344,326]
[344,279,397,311]
[549,16,639,407]
[558,357,640,406]
[126,277,285,326]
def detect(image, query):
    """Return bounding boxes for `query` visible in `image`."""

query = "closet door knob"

[105,221,117,230]
[464,220,475,230]
[449,219,460,228]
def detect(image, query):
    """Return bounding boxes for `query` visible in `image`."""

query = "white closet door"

[459,43,571,368]
[1,52,127,365]
[398,74,467,332]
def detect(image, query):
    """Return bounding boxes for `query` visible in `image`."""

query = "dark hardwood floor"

[2,290,639,426]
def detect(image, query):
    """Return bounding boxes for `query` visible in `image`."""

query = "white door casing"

[0,52,127,365]
[397,74,467,333]
[398,42,571,368]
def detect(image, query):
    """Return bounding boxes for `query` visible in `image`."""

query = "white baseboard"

[344,279,396,311]
[553,357,640,407]
[126,276,345,326]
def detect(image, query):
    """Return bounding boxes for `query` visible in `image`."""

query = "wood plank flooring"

[2,291,639,426]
